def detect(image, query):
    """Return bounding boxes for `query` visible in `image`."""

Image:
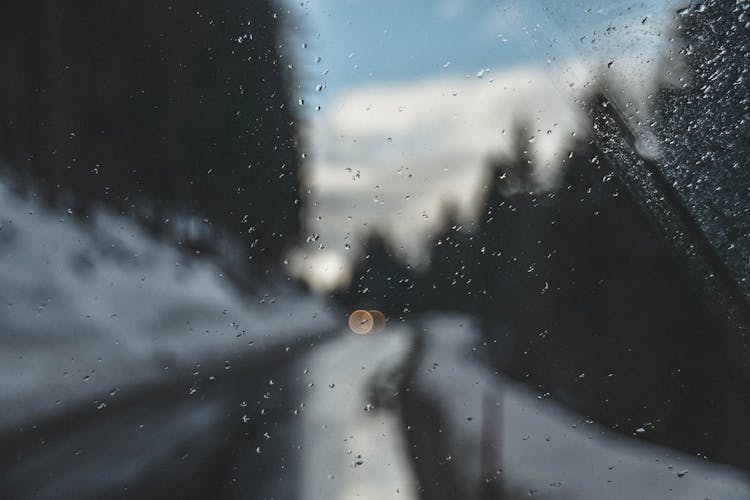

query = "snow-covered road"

[1,179,749,499]
[294,313,750,499]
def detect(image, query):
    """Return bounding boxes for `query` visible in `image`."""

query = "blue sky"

[286,0,678,108]
[289,0,531,103]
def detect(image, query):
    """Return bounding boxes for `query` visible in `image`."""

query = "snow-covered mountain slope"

[0,179,338,431]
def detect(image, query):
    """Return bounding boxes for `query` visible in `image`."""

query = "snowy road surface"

[1,180,749,499]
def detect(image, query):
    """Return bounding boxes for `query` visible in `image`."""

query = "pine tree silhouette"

[0,0,301,269]
[337,230,415,317]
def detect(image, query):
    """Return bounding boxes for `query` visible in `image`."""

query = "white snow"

[0,180,338,429]
[295,324,419,499]
[416,313,750,500]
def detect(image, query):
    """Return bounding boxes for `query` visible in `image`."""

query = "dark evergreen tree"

[336,231,415,318]
[416,203,481,311]
[0,0,301,268]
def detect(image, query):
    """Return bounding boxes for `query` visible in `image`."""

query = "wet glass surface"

[1,1,749,498]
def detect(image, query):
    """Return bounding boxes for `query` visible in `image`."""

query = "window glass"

[1,1,748,498]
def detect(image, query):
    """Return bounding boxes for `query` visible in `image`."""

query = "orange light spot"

[369,310,386,332]
[348,309,374,334]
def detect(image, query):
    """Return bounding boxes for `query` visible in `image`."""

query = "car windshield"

[1,1,749,498]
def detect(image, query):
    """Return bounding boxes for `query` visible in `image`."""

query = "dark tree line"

[342,113,748,468]
[339,2,750,468]
[0,0,302,275]
[0,4,308,498]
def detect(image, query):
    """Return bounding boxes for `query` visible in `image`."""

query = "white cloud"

[292,65,586,288]
[436,0,467,20]
[288,0,683,290]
